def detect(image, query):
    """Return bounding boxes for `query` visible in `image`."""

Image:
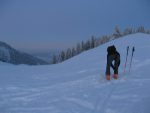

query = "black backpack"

[107,45,116,55]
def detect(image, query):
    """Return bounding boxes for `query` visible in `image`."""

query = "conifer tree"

[52,54,57,64]
[91,36,95,48]
[76,43,81,54]
[71,47,76,57]
[60,51,66,62]
[113,26,122,38]
[66,48,72,59]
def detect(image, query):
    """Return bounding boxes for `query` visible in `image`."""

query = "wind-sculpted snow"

[0,33,150,113]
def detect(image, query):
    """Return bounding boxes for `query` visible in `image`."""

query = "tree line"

[52,26,150,64]
[52,36,96,64]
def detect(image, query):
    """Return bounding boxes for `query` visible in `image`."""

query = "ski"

[124,46,129,74]
[129,47,135,73]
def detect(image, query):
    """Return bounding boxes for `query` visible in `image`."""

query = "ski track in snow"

[0,33,150,113]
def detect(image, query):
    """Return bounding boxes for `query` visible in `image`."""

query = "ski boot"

[113,74,118,79]
[106,75,110,80]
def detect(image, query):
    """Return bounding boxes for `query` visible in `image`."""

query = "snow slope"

[0,33,150,113]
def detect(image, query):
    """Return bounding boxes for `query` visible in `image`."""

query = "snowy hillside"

[0,41,48,65]
[0,33,150,113]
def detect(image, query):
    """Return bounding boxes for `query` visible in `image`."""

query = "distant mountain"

[0,41,49,65]
[33,50,61,64]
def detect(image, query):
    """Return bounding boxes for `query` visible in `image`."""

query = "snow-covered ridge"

[0,33,150,113]
[0,46,11,61]
[0,41,48,65]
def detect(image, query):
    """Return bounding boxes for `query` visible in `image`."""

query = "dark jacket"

[106,45,120,75]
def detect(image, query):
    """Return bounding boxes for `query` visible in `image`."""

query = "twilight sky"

[0,0,150,54]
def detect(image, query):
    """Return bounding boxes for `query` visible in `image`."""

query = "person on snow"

[106,45,120,80]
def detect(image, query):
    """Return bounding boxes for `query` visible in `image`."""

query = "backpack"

[107,45,116,55]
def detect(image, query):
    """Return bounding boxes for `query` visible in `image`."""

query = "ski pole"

[129,47,135,73]
[124,46,129,74]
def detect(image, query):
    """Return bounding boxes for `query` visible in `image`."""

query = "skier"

[106,45,120,80]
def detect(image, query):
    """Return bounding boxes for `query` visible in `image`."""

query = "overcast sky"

[0,0,150,54]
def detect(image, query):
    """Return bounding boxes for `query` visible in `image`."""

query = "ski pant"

[106,54,120,75]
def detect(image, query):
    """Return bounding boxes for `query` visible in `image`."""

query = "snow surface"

[0,33,150,113]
